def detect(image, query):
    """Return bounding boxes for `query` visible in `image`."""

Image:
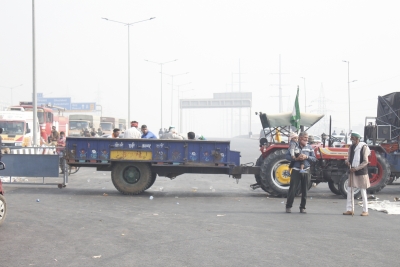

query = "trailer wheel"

[111,163,152,195]
[0,195,6,226]
[145,173,157,190]
[387,176,395,185]
[260,149,293,197]
[328,181,341,195]
[368,153,390,194]
[339,173,361,199]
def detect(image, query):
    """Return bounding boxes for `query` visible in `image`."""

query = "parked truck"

[118,119,127,133]
[100,117,118,136]
[9,102,69,141]
[0,110,40,148]
[68,114,100,137]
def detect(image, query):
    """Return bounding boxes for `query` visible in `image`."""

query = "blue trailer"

[65,137,258,195]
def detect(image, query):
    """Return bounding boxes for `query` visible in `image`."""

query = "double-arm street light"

[102,17,155,123]
[163,72,189,125]
[0,84,23,105]
[145,59,177,130]
[300,77,306,112]
[342,60,357,134]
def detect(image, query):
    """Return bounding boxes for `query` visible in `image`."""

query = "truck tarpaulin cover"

[377,92,400,139]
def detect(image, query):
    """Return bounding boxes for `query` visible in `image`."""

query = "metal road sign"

[70,102,96,110]
[37,97,71,110]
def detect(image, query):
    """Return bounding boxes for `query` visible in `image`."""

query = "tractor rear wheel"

[260,149,299,197]
[368,153,390,194]
[254,155,263,184]
[328,181,341,195]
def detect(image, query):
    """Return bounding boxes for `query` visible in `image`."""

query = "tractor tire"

[254,155,263,184]
[368,153,391,194]
[260,149,293,197]
[111,162,152,195]
[387,176,395,185]
[0,194,6,226]
[339,173,361,199]
[145,172,158,190]
[328,181,342,195]
[254,156,274,194]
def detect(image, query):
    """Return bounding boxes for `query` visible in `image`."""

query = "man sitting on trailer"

[123,121,141,139]
[162,126,184,140]
[141,125,157,139]
[109,128,120,138]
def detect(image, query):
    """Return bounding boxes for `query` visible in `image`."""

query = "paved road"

[1,137,400,266]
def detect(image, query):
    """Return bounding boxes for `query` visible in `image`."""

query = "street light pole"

[102,17,155,123]
[0,84,23,105]
[172,84,192,132]
[300,77,306,112]
[145,59,177,130]
[342,60,351,133]
[342,60,357,134]
[177,88,194,132]
[163,72,189,125]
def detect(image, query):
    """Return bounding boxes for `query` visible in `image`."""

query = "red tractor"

[252,112,391,198]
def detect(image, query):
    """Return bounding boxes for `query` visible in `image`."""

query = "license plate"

[111,150,152,160]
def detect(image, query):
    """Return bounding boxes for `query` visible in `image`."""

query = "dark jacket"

[286,143,317,169]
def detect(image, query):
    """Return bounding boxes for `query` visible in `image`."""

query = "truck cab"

[0,110,40,148]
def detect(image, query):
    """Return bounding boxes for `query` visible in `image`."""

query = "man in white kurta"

[343,132,371,216]
[123,121,141,139]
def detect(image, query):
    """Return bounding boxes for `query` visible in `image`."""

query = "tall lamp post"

[102,17,155,123]
[163,72,189,125]
[174,86,193,132]
[0,84,23,105]
[145,59,177,130]
[300,77,306,112]
[342,60,357,134]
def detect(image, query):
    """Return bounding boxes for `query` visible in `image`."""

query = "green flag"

[290,87,301,130]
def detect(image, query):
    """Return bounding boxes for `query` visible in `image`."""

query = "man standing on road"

[285,131,317,214]
[343,132,371,216]
[123,121,141,139]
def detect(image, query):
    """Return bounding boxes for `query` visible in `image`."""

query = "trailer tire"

[0,194,6,226]
[145,173,157,190]
[368,153,390,194]
[260,149,292,197]
[328,181,341,195]
[387,176,395,185]
[111,163,152,195]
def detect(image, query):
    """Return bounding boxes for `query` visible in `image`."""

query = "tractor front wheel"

[339,173,361,199]
[328,181,341,195]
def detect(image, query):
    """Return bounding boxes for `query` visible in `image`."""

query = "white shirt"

[162,131,184,140]
[123,127,141,139]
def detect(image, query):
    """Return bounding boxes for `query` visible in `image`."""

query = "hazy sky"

[1,1,400,137]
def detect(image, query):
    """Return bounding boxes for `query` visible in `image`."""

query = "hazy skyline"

[1,0,400,137]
